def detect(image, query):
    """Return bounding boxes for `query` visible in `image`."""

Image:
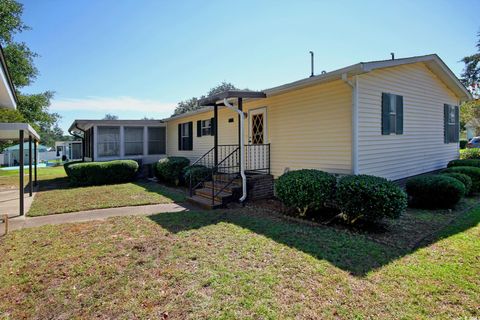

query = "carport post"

[28,136,33,197]
[34,140,37,186]
[19,130,24,216]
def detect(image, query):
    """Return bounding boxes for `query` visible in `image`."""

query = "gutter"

[223,98,247,202]
[342,73,359,175]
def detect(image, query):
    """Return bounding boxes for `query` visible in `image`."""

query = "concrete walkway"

[1,203,189,235]
[0,187,36,218]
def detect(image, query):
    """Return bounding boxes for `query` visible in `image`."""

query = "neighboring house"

[70,54,472,208]
[68,120,166,164]
[55,140,82,161]
[2,142,49,166]
[465,119,479,140]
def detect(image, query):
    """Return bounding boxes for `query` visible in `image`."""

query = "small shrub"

[406,175,465,209]
[460,148,480,159]
[183,165,211,187]
[336,175,407,224]
[275,169,336,216]
[460,140,468,149]
[440,172,472,195]
[154,157,190,185]
[68,160,139,186]
[447,159,480,168]
[63,160,84,177]
[442,166,480,192]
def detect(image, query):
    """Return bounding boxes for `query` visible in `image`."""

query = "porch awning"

[198,90,266,106]
[0,123,40,141]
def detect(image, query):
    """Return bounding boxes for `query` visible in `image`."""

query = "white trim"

[0,60,16,109]
[353,76,359,174]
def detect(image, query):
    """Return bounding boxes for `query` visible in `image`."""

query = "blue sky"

[16,0,480,133]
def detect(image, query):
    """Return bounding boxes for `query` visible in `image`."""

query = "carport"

[0,123,40,216]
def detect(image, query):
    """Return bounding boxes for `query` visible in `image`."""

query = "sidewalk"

[1,203,189,235]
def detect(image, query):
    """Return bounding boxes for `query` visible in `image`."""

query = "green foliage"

[183,165,211,187]
[461,31,479,97]
[172,82,239,116]
[460,140,468,149]
[63,160,84,177]
[460,99,480,131]
[154,157,190,185]
[336,175,407,224]
[460,148,480,159]
[439,172,473,195]
[442,166,480,192]
[275,169,336,216]
[3,42,38,87]
[448,159,480,168]
[67,160,139,186]
[406,175,465,209]
[103,113,119,120]
[0,0,28,45]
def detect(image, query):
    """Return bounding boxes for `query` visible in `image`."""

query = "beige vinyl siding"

[167,79,352,177]
[357,63,459,181]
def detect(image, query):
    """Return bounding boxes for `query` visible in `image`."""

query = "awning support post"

[28,135,33,197]
[34,140,37,186]
[19,130,24,216]
[214,103,218,167]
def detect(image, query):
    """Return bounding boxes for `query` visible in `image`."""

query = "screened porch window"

[124,127,144,156]
[97,126,120,157]
[148,127,166,154]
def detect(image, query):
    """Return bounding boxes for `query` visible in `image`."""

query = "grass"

[0,166,65,189]
[0,205,479,319]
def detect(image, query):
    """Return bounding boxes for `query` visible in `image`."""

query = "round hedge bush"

[406,175,465,209]
[154,156,190,185]
[275,169,336,216]
[64,160,84,177]
[447,159,480,168]
[336,175,407,224]
[68,160,139,186]
[442,166,480,192]
[439,172,472,195]
[183,165,211,187]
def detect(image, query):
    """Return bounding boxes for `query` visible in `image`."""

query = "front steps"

[186,175,242,209]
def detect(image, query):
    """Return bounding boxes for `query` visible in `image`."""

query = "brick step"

[194,188,233,203]
[203,180,241,193]
[186,195,223,209]
[213,174,240,183]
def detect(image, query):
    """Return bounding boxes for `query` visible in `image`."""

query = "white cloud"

[51,96,176,114]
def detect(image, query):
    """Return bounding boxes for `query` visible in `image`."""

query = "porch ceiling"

[198,90,266,106]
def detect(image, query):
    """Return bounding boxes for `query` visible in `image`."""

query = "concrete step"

[186,195,223,210]
[195,188,232,203]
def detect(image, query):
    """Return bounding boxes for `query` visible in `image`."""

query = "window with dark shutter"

[444,104,459,144]
[178,122,193,150]
[382,92,403,135]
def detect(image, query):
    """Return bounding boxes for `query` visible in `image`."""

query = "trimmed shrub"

[460,148,480,160]
[447,159,480,168]
[154,157,190,185]
[183,165,211,187]
[406,175,465,209]
[460,140,468,149]
[336,175,407,224]
[440,172,472,195]
[63,160,84,177]
[68,160,139,186]
[275,169,336,216]
[442,166,480,192]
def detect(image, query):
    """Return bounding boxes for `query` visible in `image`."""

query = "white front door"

[247,107,268,171]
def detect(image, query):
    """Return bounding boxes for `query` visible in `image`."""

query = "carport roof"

[0,123,40,141]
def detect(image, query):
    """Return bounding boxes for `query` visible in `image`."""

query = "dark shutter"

[444,104,449,144]
[454,105,460,143]
[197,120,202,137]
[188,122,193,150]
[381,93,390,135]
[396,95,403,135]
[178,123,182,150]
[210,117,215,136]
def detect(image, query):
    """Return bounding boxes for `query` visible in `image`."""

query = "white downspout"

[342,73,359,175]
[223,98,247,202]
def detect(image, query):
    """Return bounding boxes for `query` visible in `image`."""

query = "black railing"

[188,144,270,204]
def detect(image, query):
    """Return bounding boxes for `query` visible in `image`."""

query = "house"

[70,54,472,208]
[2,142,49,167]
[68,120,166,164]
[55,140,83,161]
[0,44,41,216]
[465,119,479,140]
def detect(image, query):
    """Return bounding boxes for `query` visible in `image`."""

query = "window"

[444,104,459,144]
[201,119,211,136]
[178,122,193,150]
[124,127,144,156]
[148,127,166,154]
[97,126,120,157]
[382,93,403,135]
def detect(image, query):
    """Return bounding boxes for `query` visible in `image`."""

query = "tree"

[172,81,240,116]
[103,114,119,120]
[0,0,61,148]
[461,30,480,98]
[460,99,480,133]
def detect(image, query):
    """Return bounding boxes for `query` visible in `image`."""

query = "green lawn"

[0,166,65,189]
[1,205,478,319]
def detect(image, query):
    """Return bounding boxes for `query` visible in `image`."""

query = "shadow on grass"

[148,207,480,276]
